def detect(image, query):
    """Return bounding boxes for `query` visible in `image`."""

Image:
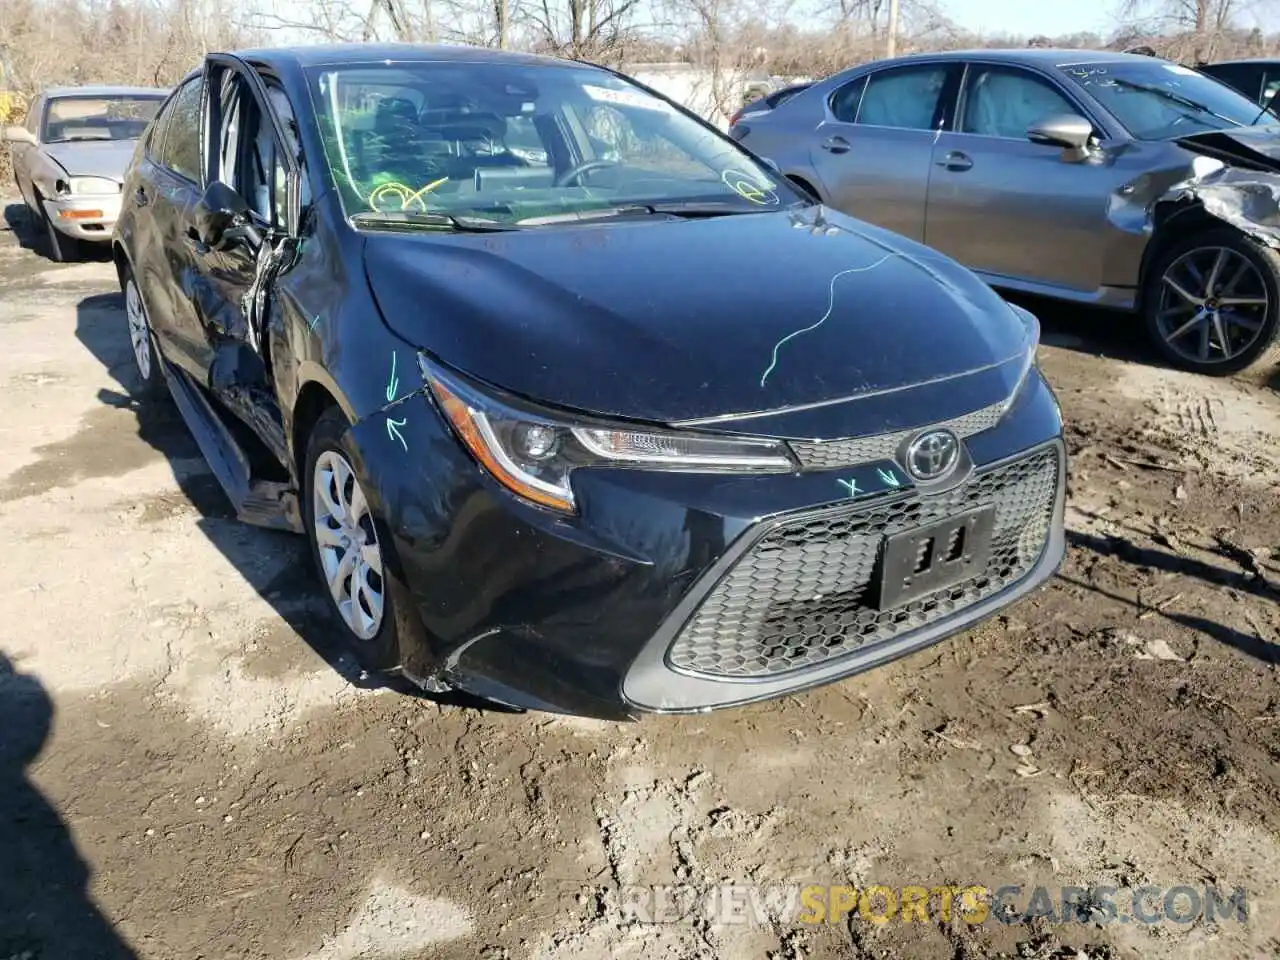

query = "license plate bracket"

[873,506,996,610]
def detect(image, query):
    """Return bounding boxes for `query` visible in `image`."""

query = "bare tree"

[1117,0,1275,61]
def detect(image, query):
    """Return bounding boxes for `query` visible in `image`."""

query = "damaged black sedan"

[113,44,1064,719]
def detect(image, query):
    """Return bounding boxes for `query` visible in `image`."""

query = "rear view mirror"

[1026,114,1093,150]
[3,125,36,145]
[193,180,261,252]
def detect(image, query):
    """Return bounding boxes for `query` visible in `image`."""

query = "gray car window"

[158,78,203,183]
[829,76,867,123]
[856,65,948,130]
[962,66,1083,139]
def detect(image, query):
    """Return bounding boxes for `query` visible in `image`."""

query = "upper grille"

[666,445,1060,679]
[788,402,1006,471]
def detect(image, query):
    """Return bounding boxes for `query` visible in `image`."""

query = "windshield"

[1061,60,1277,139]
[307,62,795,226]
[42,95,164,143]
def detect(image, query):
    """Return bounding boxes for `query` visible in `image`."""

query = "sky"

[945,0,1280,39]
[947,0,1114,38]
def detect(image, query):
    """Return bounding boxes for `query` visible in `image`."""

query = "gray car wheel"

[123,270,167,399]
[303,407,402,673]
[37,193,79,264]
[1143,228,1280,376]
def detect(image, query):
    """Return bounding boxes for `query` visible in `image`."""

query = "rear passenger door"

[131,75,210,380]
[807,62,960,242]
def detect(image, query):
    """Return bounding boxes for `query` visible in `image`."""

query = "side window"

[828,76,867,123]
[575,104,708,177]
[856,65,950,130]
[157,78,204,182]
[214,75,303,228]
[265,80,313,215]
[961,66,1084,139]
[1262,70,1280,107]
[25,100,40,135]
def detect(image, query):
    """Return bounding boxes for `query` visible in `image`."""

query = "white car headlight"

[60,176,120,196]
[421,355,796,513]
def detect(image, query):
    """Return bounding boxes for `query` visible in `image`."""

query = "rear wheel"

[304,408,402,673]
[1143,228,1280,375]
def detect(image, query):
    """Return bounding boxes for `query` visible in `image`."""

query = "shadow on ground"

[1066,527,1280,665]
[4,202,113,262]
[0,654,139,959]
[73,291,508,711]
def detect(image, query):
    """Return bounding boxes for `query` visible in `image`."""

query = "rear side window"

[157,78,204,182]
[828,77,867,123]
[856,65,950,130]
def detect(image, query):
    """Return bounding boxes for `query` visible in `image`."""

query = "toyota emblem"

[905,429,960,482]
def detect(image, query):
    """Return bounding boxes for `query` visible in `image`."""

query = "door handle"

[134,186,150,206]
[936,151,972,171]
[820,136,851,154]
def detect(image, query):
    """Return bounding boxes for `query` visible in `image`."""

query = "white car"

[4,84,168,261]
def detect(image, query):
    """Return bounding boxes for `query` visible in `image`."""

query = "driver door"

[186,54,303,455]
[925,63,1139,295]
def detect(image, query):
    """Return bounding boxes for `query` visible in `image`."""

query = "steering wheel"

[555,158,621,187]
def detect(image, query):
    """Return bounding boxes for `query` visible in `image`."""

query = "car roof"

[42,85,170,98]
[1202,58,1280,66]
[861,48,1170,69]
[233,42,578,71]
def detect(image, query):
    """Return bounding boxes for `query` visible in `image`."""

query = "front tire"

[37,194,79,263]
[304,408,402,673]
[122,270,167,400]
[1143,228,1280,376]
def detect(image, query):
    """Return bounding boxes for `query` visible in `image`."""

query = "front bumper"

[42,193,121,242]
[353,368,1067,720]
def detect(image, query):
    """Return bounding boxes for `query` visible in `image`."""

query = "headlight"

[1007,301,1041,393]
[59,176,119,196]
[420,356,796,513]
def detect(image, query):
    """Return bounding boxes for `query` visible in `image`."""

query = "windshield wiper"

[350,211,517,233]
[515,202,769,226]
[1109,77,1244,127]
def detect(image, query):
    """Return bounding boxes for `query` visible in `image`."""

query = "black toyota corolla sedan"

[112,43,1066,719]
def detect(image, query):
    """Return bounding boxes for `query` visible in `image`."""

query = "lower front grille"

[666,445,1060,679]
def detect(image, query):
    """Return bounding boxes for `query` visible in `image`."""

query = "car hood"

[362,208,1032,430]
[1174,127,1280,172]
[42,139,136,180]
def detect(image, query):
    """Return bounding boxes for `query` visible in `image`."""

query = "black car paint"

[114,44,1064,719]
[362,211,1030,429]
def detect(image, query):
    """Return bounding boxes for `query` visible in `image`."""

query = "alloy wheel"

[1155,246,1269,365]
[312,449,385,640]
[125,278,151,381]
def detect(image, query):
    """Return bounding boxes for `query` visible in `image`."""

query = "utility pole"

[886,0,899,57]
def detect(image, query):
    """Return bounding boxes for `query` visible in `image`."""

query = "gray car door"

[925,63,1145,297]
[807,63,958,242]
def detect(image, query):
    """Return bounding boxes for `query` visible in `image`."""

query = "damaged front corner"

[1151,162,1280,250]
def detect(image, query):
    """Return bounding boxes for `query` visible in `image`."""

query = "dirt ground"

[2,196,1280,960]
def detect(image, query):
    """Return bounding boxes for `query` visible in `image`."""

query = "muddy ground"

[2,196,1280,960]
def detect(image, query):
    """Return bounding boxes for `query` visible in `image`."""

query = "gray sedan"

[4,85,168,261]
[733,49,1280,374]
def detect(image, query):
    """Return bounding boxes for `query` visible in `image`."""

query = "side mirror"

[1026,114,1094,150]
[3,126,36,145]
[193,180,261,252]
